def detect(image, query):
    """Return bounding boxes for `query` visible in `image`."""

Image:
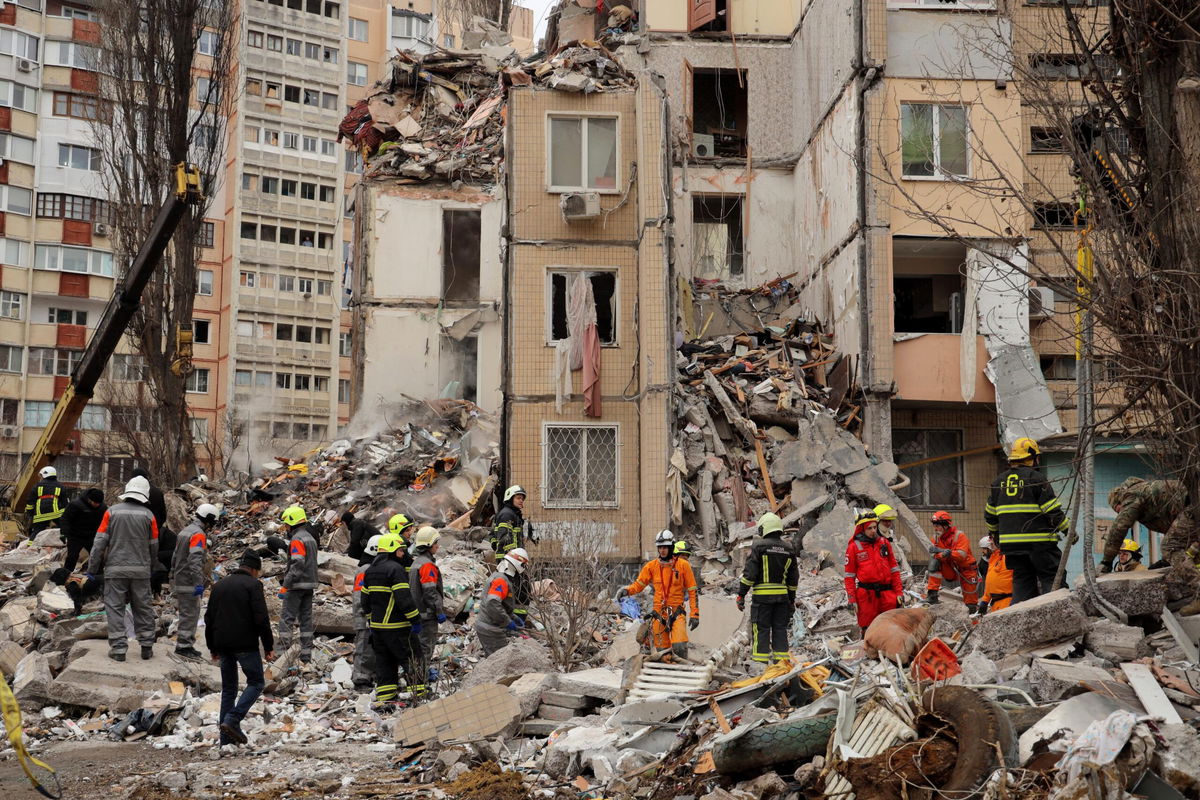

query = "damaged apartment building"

[348,0,1136,560]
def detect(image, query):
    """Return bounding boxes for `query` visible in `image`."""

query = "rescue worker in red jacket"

[843,510,902,635]
[925,510,980,610]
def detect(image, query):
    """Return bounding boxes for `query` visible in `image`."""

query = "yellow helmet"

[388,513,413,536]
[377,532,407,553]
[758,512,784,535]
[673,540,691,556]
[1009,437,1041,461]
[1120,538,1142,554]
[280,505,307,527]
[873,504,897,521]
[413,526,440,548]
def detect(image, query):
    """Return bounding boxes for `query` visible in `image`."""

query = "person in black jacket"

[205,550,275,747]
[60,488,106,572]
[132,468,174,594]
[341,511,382,565]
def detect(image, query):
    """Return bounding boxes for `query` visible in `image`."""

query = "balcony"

[893,333,995,404]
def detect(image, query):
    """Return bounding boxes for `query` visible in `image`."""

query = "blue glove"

[193,585,204,597]
[436,613,447,623]
[85,573,96,582]
[506,620,519,631]
[513,616,525,628]
[412,623,423,634]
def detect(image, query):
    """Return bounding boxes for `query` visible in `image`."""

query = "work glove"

[512,616,525,628]
[615,587,629,601]
[688,617,699,631]
[1099,561,1113,574]
[506,620,520,632]
[735,595,745,612]
[928,546,949,559]
[436,613,447,624]
[976,601,989,615]
[85,573,96,582]
[193,585,204,597]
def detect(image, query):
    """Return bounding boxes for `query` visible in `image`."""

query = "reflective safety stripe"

[992,504,1044,514]
[998,531,1059,543]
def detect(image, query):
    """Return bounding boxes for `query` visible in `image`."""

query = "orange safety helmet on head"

[931,510,953,525]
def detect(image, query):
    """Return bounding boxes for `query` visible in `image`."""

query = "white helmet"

[979,535,995,551]
[196,503,220,525]
[503,485,526,503]
[39,466,56,479]
[655,529,675,548]
[364,534,382,557]
[119,475,151,503]
[503,547,530,574]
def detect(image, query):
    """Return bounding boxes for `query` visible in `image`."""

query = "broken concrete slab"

[13,651,51,705]
[543,724,619,779]
[1018,692,1138,763]
[974,589,1086,656]
[393,683,520,745]
[312,603,354,635]
[1153,722,1200,796]
[463,638,552,689]
[556,666,622,702]
[316,552,359,585]
[800,500,855,555]
[49,613,107,650]
[602,628,640,667]
[37,586,75,615]
[32,528,63,547]
[1084,618,1151,662]
[541,690,591,710]
[0,596,39,644]
[0,638,25,677]
[48,640,222,712]
[508,672,557,719]
[519,719,565,737]
[1028,658,1115,702]
[1078,569,1169,617]
[0,546,56,574]
[689,596,747,651]
[536,703,582,722]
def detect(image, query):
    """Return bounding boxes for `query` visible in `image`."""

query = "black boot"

[926,590,940,605]
[141,645,154,660]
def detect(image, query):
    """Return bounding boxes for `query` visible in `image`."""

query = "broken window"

[284,84,300,103]
[276,323,293,341]
[442,209,481,304]
[892,237,966,334]
[548,115,618,191]
[1034,202,1078,229]
[1030,126,1065,153]
[901,103,968,178]
[692,195,744,278]
[440,335,478,404]
[691,69,747,157]
[1040,354,1076,381]
[548,270,616,345]
[893,428,964,508]
[1030,53,1116,80]
[543,424,619,508]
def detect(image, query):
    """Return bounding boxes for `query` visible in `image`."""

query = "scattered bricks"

[535,703,581,722]
[1077,570,1169,617]
[1085,619,1151,662]
[974,589,1086,656]
[1028,658,1114,702]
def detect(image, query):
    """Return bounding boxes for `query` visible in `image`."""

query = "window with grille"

[893,428,964,508]
[543,424,619,508]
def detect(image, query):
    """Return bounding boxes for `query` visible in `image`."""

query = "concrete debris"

[974,588,1087,655]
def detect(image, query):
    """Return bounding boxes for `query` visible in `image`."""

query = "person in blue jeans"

[204,550,275,746]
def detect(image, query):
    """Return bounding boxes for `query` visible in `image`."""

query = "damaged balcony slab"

[973,588,1086,656]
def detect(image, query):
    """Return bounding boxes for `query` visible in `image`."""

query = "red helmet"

[931,510,953,525]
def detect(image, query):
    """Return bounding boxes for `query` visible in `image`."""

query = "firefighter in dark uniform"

[984,437,1068,604]
[25,465,66,537]
[736,512,799,664]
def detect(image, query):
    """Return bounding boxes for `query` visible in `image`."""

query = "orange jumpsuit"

[926,526,980,605]
[981,550,1013,611]
[624,556,699,653]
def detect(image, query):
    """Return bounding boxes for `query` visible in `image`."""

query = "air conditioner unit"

[16,59,34,73]
[93,222,110,237]
[560,191,601,222]
[0,425,18,439]
[1028,286,1056,320]
[692,134,715,159]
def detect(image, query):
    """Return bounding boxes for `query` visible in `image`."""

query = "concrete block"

[37,586,75,615]
[801,500,856,555]
[393,683,521,744]
[312,602,354,635]
[508,672,557,719]
[49,614,108,650]
[556,666,622,702]
[543,724,618,779]
[0,546,55,574]
[48,640,222,712]
[602,629,641,667]
[1153,722,1200,797]
[464,638,552,689]
[689,596,747,651]
[541,690,590,710]
[0,638,26,677]
[519,719,564,737]
[974,589,1086,656]
[13,651,51,704]
[1077,570,1169,617]
[316,553,359,586]
[1084,619,1151,662]
[0,596,39,644]
[32,528,63,547]
[1028,658,1114,702]
[536,703,581,722]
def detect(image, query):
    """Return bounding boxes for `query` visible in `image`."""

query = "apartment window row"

[260,420,330,441]
[36,193,112,224]
[0,29,39,61]
[35,243,114,276]
[244,122,338,156]
[48,41,100,71]
[239,221,335,249]
[241,172,337,203]
[47,306,87,325]
[22,400,110,431]
[235,368,330,393]
[28,346,82,377]
[238,271,333,296]
[0,132,35,164]
[252,0,341,19]
[0,80,37,113]
[244,78,338,111]
[110,353,148,381]
[235,317,333,343]
[52,91,101,120]
[246,29,338,65]
[58,143,102,171]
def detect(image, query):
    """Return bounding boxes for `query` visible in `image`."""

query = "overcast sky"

[518,0,555,45]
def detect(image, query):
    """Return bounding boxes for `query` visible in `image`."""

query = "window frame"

[541,422,621,509]
[900,102,971,181]
[348,17,369,41]
[545,113,622,194]
[197,269,214,296]
[347,60,368,86]
[185,367,210,394]
[57,143,102,171]
[545,267,619,347]
[892,428,966,509]
[0,290,24,320]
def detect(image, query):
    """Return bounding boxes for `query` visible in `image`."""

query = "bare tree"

[865,3,1200,502]
[89,0,237,485]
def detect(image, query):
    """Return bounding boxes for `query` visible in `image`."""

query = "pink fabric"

[583,322,602,418]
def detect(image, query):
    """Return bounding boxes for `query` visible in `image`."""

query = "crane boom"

[7,164,203,519]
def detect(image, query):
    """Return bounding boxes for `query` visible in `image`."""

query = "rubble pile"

[339,32,633,182]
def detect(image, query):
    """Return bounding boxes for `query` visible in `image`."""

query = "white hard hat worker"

[503,485,526,510]
[39,465,56,480]
[654,529,675,560]
[195,503,220,527]
[500,547,529,577]
[364,534,382,558]
[119,475,151,504]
